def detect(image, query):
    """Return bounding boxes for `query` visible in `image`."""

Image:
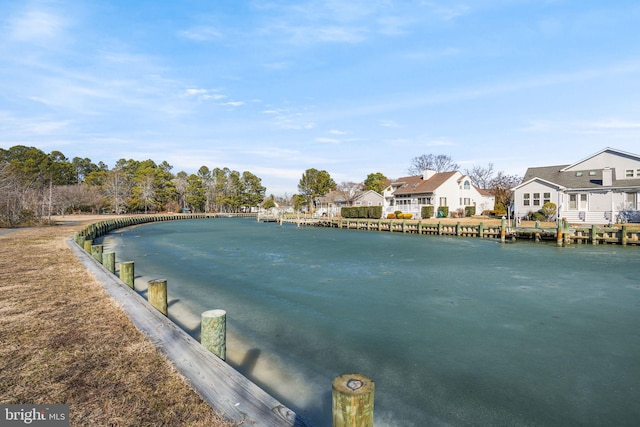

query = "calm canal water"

[100,218,640,427]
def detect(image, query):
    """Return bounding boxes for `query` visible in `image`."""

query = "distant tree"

[408,154,459,175]
[363,172,389,194]
[185,174,206,212]
[298,168,336,210]
[239,171,266,210]
[292,194,307,212]
[541,202,557,221]
[336,181,363,206]
[262,196,276,210]
[489,172,522,210]
[464,163,495,190]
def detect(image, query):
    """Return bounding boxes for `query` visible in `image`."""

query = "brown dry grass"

[0,216,234,427]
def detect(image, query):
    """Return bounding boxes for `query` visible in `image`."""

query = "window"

[589,171,596,176]
[417,197,432,205]
[576,172,583,177]
[523,193,530,206]
[533,193,540,206]
[625,193,637,209]
[439,197,447,206]
[464,198,470,206]
[543,193,551,204]
[463,180,470,190]
[626,169,634,178]
[579,194,587,210]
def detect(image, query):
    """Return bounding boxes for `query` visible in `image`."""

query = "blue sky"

[1,1,639,195]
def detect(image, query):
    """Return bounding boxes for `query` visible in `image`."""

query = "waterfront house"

[316,189,383,217]
[383,170,495,218]
[512,147,640,224]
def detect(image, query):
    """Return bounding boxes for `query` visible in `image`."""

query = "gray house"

[512,147,640,224]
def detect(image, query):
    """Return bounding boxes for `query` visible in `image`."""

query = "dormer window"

[589,171,596,176]
[463,180,470,190]
[575,172,583,177]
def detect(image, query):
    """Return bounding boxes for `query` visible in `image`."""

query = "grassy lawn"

[0,216,234,427]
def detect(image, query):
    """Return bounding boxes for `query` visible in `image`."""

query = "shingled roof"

[521,165,640,189]
[391,171,458,195]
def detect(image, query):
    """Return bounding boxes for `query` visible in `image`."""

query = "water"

[100,218,640,426]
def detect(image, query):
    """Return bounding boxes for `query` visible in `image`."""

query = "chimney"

[602,167,612,186]
[422,169,436,180]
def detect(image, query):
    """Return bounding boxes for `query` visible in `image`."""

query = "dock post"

[621,225,628,246]
[500,217,506,243]
[556,225,564,247]
[91,244,103,263]
[148,279,168,316]
[83,239,93,253]
[478,222,484,238]
[201,309,227,360]
[103,252,116,273]
[332,373,374,427]
[591,224,598,245]
[120,261,135,288]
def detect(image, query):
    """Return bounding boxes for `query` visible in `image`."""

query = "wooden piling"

[91,244,103,263]
[120,261,135,289]
[591,224,598,245]
[500,217,506,243]
[556,225,563,247]
[332,373,374,427]
[201,309,227,360]
[148,279,168,316]
[103,252,116,273]
[83,239,93,252]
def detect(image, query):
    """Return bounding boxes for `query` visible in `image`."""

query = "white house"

[383,170,495,218]
[512,147,640,224]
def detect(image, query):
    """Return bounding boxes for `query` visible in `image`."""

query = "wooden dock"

[274,217,640,246]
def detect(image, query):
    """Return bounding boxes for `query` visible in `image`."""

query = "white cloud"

[7,7,68,44]
[178,26,223,42]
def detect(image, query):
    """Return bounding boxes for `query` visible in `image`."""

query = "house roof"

[560,147,640,172]
[391,171,458,195]
[521,164,640,190]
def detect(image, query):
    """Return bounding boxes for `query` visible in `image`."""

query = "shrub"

[437,206,449,218]
[528,211,546,221]
[421,206,434,219]
[387,213,396,219]
[465,206,476,217]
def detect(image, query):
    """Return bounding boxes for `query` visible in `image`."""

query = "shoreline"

[0,215,235,426]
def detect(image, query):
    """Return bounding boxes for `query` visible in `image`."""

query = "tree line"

[0,146,266,226]
[1,146,520,227]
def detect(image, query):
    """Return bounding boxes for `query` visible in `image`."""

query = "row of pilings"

[71,212,375,427]
[274,215,640,247]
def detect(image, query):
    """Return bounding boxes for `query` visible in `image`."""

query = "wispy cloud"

[178,26,223,42]
[7,6,69,44]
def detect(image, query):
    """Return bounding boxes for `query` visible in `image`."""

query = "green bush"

[341,206,383,219]
[465,206,476,217]
[437,206,449,218]
[421,206,434,219]
[528,211,546,221]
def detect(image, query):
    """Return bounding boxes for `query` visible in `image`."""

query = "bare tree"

[336,181,363,206]
[408,154,459,175]
[489,172,522,210]
[464,163,495,190]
